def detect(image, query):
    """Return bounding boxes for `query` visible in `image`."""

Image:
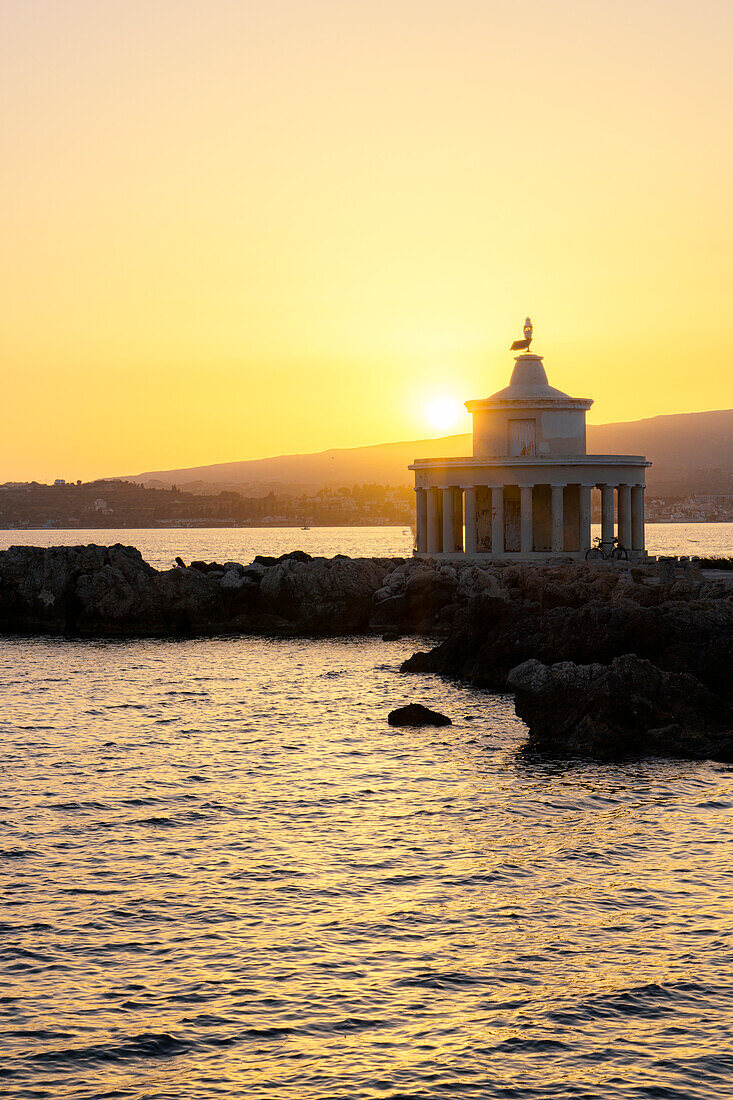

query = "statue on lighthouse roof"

[510,317,533,352]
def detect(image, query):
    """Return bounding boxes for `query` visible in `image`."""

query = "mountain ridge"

[127,408,733,496]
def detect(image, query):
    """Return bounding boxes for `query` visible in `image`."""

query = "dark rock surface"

[395,559,733,761]
[388,703,452,727]
[507,655,733,761]
[1,546,730,650]
[0,544,398,636]
[400,562,733,703]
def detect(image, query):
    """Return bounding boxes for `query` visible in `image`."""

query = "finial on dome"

[510,316,533,353]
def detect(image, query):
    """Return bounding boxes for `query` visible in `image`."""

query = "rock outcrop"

[258,555,389,633]
[395,558,733,760]
[0,545,400,637]
[507,655,733,761]
[400,563,733,703]
[1,546,730,652]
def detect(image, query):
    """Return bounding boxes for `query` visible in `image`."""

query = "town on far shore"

[0,477,731,530]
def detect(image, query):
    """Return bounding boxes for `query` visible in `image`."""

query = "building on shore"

[410,321,650,559]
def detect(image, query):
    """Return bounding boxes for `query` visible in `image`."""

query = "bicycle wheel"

[611,547,628,561]
[585,548,603,561]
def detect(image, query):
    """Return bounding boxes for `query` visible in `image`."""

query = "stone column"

[426,487,441,554]
[600,483,615,549]
[415,488,427,553]
[631,484,645,551]
[442,487,456,554]
[617,483,632,551]
[578,484,592,553]
[520,485,534,555]
[491,486,504,555]
[551,484,565,553]
[464,487,478,554]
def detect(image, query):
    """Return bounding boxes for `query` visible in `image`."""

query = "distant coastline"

[0,519,413,529]
[0,518,729,531]
[2,477,731,529]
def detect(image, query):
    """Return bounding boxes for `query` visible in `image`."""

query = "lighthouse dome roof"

[488,353,571,401]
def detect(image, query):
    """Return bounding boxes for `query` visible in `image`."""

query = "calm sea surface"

[2,525,733,1099]
[0,521,730,569]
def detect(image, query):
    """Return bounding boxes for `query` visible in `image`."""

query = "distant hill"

[128,433,472,496]
[128,409,733,497]
[588,410,733,493]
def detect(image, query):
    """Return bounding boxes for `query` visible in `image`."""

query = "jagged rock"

[74,556,227,635]
[455,566,509,602]
[401,588,733,702]
[258,556,390,633]
[0,545,153,632]
[1,547,731,673]
[371,559,465,632]
[219,569,246,590]
[405,566,436,594]
[190,560,227,573]
[253,549,314,567]
[657,560,676,584]
[0,546,390,636]
[223,562,245,576]
[388,703,451,727]
[508,655,733,761]
[280,550,313,564]
[381,568,406,596]
[241,564,266,581]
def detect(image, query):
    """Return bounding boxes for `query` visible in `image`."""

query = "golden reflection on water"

[2,634,733,1098]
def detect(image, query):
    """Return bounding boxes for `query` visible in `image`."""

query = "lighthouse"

[410,321,650,558]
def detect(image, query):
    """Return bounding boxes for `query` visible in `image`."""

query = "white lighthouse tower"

[410,320,650,558]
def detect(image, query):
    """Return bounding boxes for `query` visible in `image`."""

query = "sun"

[426,396,462,432]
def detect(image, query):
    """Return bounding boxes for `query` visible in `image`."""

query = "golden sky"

[1,0,732,481]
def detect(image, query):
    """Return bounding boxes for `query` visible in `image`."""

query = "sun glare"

[426,397,462,432]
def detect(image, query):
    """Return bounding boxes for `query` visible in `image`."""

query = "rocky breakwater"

[401,559,733,760]
[2,544,732,759]
[0,545,395,636]
[0,544,555,638]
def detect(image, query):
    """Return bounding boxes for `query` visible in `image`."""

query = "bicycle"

[585,535,628,562]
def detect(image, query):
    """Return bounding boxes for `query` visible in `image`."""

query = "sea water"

[0,521,730,569]
[2,526,733,1099]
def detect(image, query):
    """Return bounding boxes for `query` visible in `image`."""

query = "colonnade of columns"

[414,481,645,556]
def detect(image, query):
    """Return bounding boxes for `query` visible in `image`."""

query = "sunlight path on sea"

[2,634,733,1098]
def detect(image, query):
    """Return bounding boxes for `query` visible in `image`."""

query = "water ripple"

[2,633,733,1099]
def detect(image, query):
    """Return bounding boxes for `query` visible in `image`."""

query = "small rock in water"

[388,703,451,727]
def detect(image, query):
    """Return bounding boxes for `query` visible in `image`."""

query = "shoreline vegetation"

[1,545,731,762]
